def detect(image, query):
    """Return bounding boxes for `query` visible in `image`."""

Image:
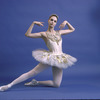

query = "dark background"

[0,0,100,99]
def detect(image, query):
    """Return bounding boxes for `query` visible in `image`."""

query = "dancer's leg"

[0,63,49,91]
[38,67,63,87]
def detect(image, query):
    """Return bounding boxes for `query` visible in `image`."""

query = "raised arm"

[25,21,44,38]
[59,20,75,35]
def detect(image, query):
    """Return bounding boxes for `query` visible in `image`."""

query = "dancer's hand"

[59,20,68,29]
[33,21,44,26]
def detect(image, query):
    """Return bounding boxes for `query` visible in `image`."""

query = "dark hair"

[49,14,59,20]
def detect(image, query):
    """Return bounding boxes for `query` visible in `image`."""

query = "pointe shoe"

[24,79,39,86]
[0,85,9,91]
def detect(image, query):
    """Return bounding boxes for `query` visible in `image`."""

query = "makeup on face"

[50,18,57,23]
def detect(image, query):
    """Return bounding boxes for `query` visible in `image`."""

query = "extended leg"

[0,63,49,91]
[38,66,63,87]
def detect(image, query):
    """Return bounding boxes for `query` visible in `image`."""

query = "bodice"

[46,31,63,54]
[32,31,77,69]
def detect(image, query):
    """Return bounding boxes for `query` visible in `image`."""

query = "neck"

[47,27,55,33]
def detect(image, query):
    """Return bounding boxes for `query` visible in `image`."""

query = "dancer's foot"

[24,79,39,86]
[0,85,10,91]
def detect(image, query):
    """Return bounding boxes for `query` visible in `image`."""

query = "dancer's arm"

[25,21,44,38]
[59,20,75,35]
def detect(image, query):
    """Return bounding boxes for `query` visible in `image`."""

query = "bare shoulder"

[56,30,62,35]
[41,31,47,38]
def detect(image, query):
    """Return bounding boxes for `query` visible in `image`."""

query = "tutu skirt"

[32,49,77,69]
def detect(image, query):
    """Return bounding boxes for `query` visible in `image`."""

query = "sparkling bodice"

[46,31,63,54]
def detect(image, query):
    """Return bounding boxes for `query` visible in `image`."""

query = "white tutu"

[32,31,77,69]
[32,49,77,69]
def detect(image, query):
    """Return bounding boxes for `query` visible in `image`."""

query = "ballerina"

[0,14,77,91]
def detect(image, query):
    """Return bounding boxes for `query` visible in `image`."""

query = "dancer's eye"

[51,19,53,21]
[54,20,57,23]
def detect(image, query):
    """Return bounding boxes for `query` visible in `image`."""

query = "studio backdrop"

[0,0,100,85]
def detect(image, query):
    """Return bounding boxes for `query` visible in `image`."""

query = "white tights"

[0,63,63,91]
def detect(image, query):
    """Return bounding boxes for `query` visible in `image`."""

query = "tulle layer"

[32,49,77,69]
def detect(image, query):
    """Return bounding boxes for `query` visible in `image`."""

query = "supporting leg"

[38,66,63,87]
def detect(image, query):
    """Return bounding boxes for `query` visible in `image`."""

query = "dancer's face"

[48,16,57,28]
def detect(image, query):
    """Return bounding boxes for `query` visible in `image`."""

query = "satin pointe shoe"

[24,79,39,86]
